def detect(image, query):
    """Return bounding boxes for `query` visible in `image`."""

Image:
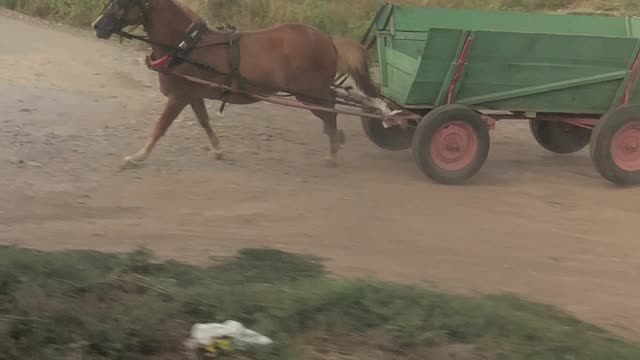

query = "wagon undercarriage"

[356,3,640,185]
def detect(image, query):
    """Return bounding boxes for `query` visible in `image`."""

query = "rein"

[113,24,364,110]
[116,29,230,52]
[98,0,369,110]
[101,0,361,106]
[116,24,234,79]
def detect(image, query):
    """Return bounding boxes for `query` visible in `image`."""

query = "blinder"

[93,0,149,39]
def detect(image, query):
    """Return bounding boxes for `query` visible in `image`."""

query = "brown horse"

[92,0,379,168]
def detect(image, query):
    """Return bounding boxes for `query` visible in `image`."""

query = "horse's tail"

[332,38,379,98]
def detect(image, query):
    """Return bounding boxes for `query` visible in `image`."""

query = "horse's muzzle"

[92,15,115,39]
[95,29,113,40]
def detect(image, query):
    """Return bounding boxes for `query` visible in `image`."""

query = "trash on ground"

[185,320,272,358]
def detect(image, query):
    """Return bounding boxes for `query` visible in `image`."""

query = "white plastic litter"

[185,320,273,350]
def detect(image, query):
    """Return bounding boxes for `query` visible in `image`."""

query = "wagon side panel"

[375,32,423,105]
[376,28,469,108]
[388,6,631,37]
[406,29,467,106]
[453,31,639,115]
[631,16,640,38]
[631,18,640,104]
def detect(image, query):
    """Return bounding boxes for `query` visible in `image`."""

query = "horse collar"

[145,22,208,73]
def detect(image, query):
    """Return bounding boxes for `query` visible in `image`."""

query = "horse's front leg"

[122,96,189,168]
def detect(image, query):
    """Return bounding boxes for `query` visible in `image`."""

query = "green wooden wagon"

[360,3,640,185]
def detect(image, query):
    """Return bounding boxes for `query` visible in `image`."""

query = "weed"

[1,245,640,359]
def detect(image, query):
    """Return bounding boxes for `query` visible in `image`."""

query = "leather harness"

[220,28,242,113]
[144,22,244,112]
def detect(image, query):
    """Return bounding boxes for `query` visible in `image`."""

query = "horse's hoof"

[210,147,223,160]
[120,156,141,170]
[324,157,338,168]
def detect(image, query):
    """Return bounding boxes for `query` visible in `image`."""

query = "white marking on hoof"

[211,146,223,160]
[120,151,148,169]
[324,155,337,168]
[120,156,141,170]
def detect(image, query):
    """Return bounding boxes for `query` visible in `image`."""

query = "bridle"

[94,0,231,55]
[92,0,149,33]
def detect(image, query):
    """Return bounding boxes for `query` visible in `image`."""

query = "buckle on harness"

[179,23,206,51]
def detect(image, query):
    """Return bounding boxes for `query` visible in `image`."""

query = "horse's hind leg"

[297,93,344,167]
[319,111,345,168]
[191,98,223,160]
[122,96,188,168]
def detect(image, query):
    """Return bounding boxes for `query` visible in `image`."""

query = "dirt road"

[1,10,640,339]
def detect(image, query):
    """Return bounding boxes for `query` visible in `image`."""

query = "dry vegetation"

[1,0,638,38]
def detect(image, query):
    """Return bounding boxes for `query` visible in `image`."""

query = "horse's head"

[92,0,149,39]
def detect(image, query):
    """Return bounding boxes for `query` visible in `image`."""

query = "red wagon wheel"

[412,104,490,184]
[529,119,591,154]
[590,104,640,185]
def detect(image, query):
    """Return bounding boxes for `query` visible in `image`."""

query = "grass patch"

[1,245,640,359]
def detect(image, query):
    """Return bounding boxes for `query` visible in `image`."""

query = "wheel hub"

[446,140,460,152]
[430,121,479,171]
[611,122,640,171]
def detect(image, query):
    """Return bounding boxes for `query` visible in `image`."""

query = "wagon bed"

[361,3,640,185]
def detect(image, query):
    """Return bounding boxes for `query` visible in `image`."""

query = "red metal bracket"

[481,116,496,130]
[537,114,597,129]
[145,54,171,72]
[446,35,473,104]
[562,118,598,129]
[622,48,640,105]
